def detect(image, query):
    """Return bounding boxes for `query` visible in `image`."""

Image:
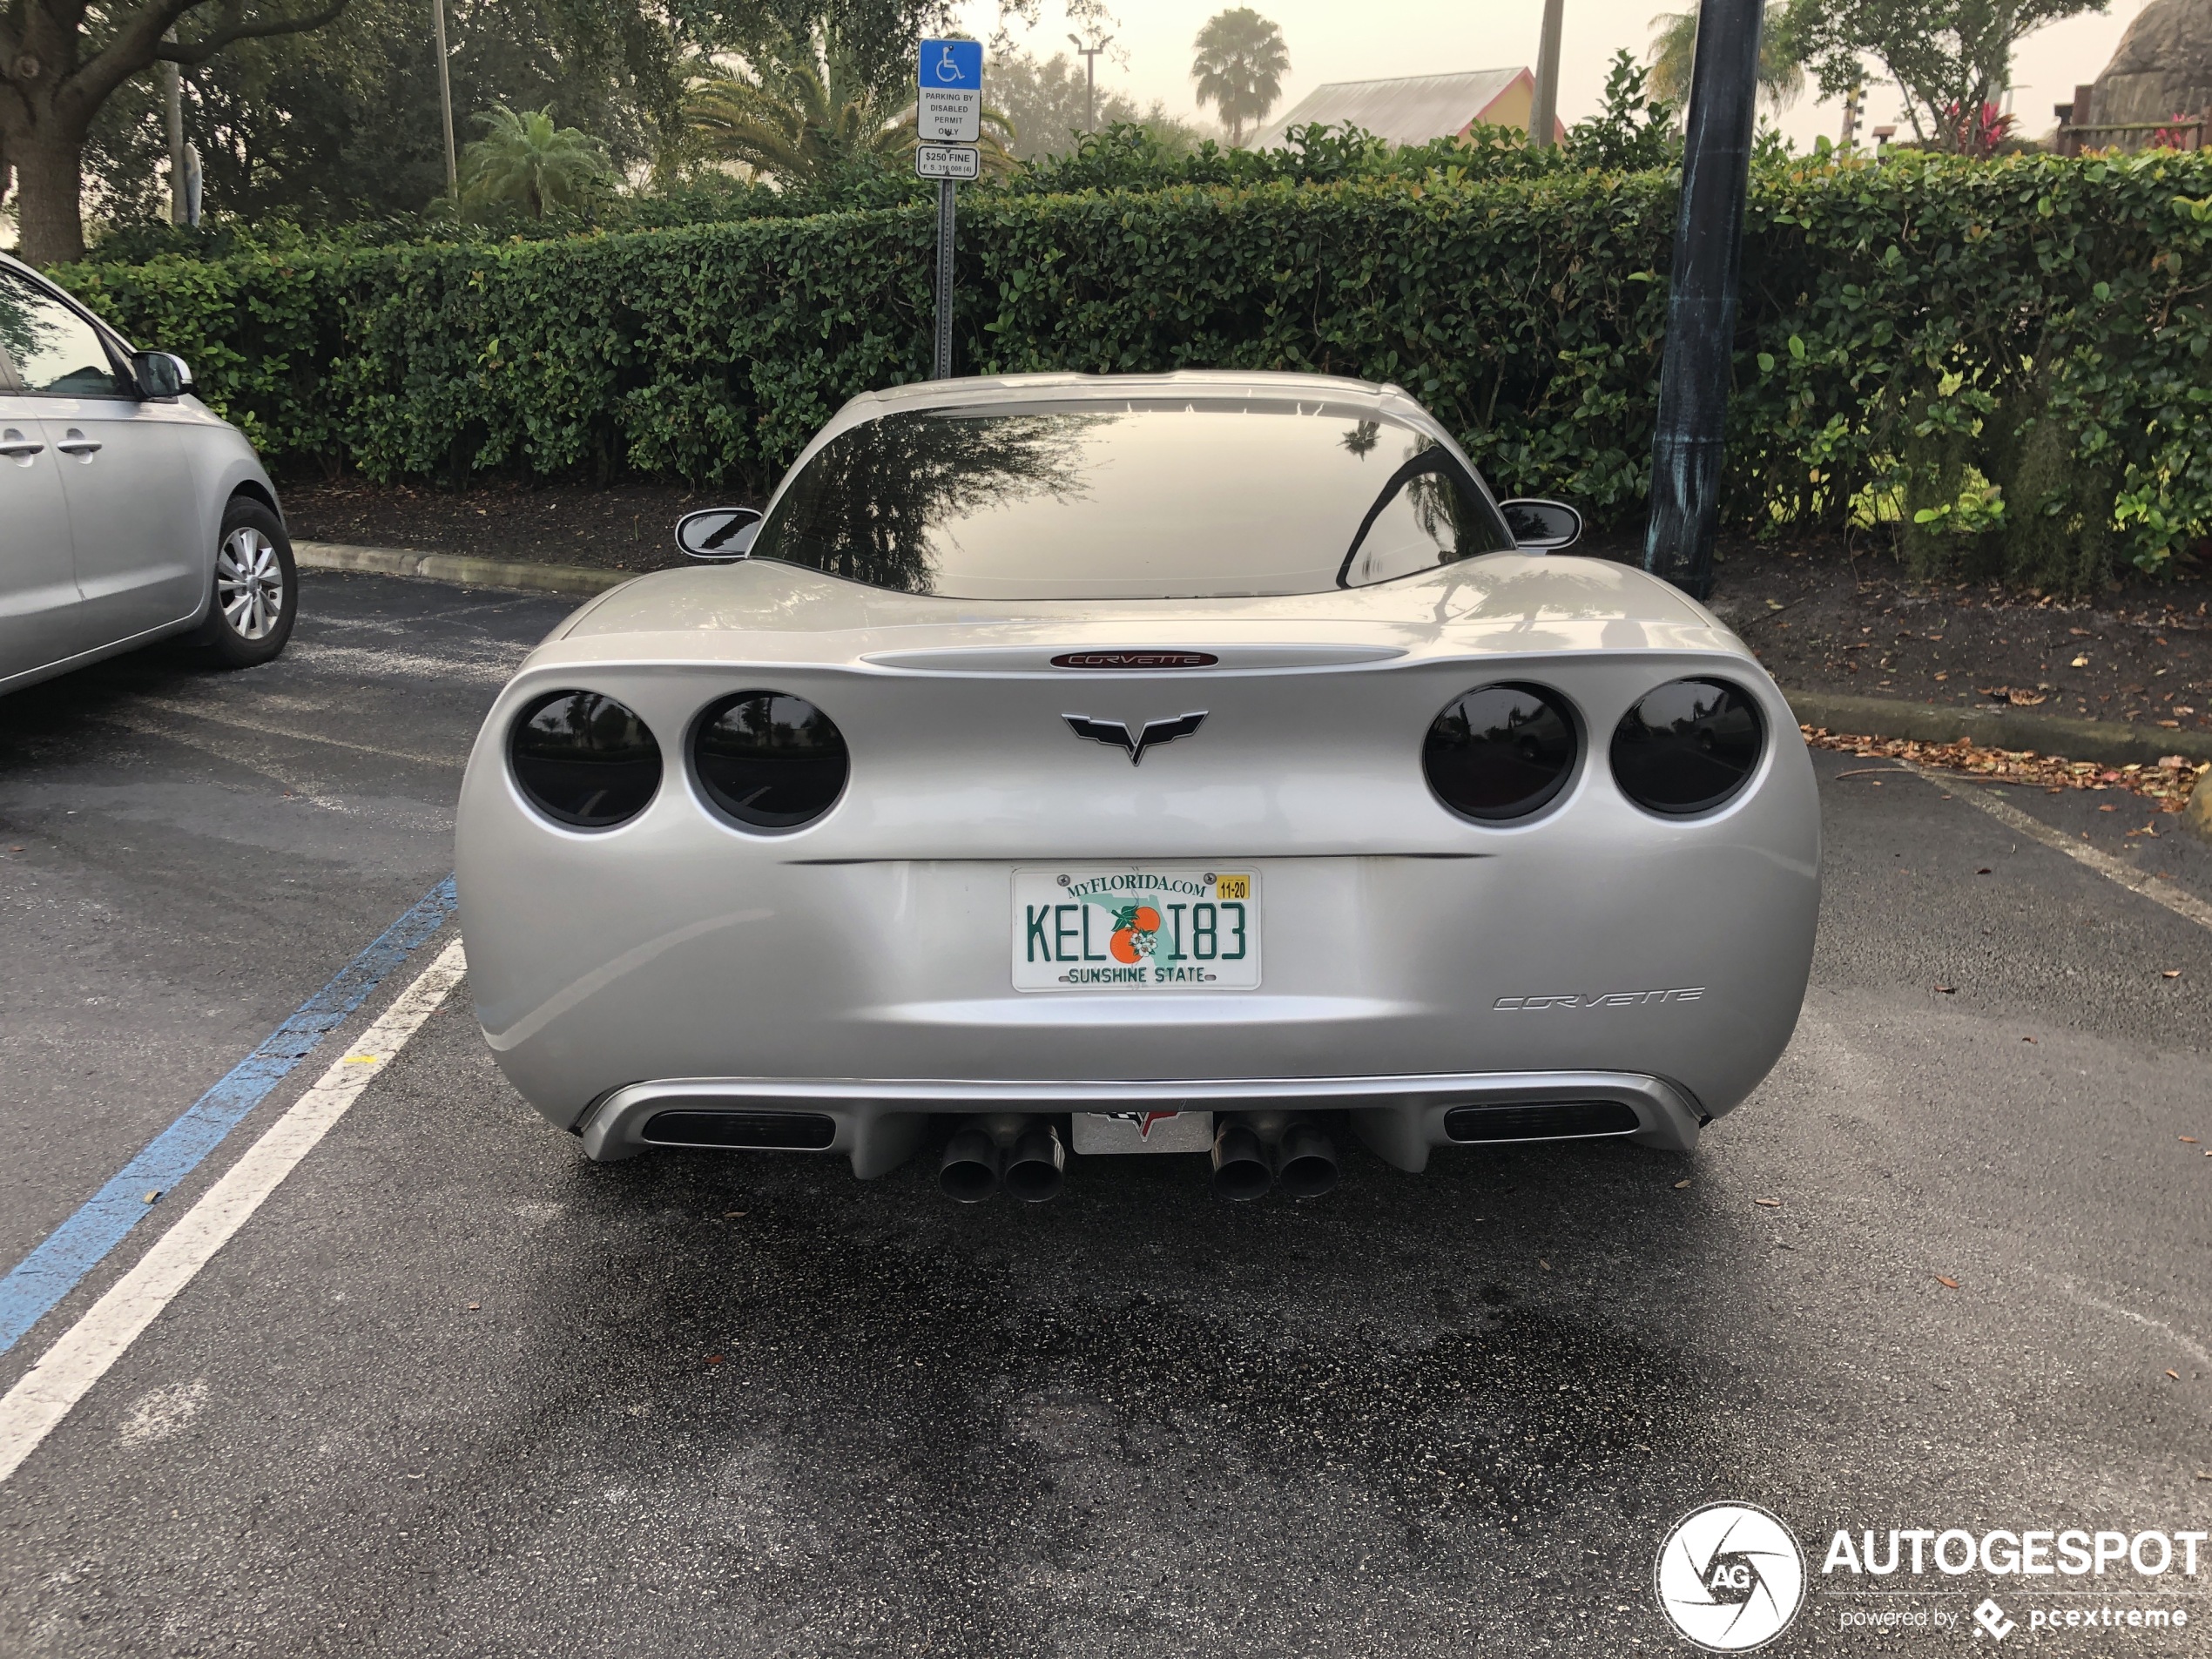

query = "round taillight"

[1611,678,1764,815]
[509,691,662,828]
[1422,683,1578,822]
[692,691,848,829]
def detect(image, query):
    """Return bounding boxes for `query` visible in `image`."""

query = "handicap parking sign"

[920,39,982,89]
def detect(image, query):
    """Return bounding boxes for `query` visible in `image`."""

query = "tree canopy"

[462,103,613,217]
[1778,0,2108,152]
[1190,7,1287,147]
[1646,5,1804,112]
[3,0,953,260]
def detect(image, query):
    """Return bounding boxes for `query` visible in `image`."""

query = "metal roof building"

[1247,68,1562,151]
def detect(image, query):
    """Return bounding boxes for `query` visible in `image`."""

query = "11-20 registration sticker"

[1011,868,1259,991]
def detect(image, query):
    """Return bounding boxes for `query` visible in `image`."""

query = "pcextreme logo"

[1656,1503,1808,1651]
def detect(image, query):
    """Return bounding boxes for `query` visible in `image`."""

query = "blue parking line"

[0,875,459,1357]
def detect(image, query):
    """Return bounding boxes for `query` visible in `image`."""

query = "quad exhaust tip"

[942,1114,1339,1204]
[1002,1123,1066,1203]
[1273,1123,1340,1198]
[940,1116,1066,1204]
[1211,1123,1274,1202]
[1212,1118,1339,1202]
[938,1125,1002,1203]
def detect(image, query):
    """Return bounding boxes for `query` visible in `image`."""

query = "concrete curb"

[293,541,636,597]
[1784,690,2212,770]
[290,541,2212,771]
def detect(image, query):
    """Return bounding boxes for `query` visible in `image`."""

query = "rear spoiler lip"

[860,643,1406,672]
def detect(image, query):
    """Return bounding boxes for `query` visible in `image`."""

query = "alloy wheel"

[216,528,286,641]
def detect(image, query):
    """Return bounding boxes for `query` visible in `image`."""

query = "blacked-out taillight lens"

[692,691,848,829]
[1422,683,1579,822]
[509,691,662,828]
[1610,678,1764,815]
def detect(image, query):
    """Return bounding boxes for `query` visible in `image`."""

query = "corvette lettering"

[1494,988,1706,1010]
[1051,651,1219,669]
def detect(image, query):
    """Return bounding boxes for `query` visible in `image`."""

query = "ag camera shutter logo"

[1656,1502,1807,1650]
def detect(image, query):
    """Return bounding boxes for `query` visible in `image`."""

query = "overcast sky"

[954,0,2156,150]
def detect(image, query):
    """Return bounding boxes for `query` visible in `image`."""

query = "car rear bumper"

[575,1068,1706,1176]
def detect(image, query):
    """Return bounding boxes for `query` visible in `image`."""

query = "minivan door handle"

[53,431,102,456]
[0,429,44,458]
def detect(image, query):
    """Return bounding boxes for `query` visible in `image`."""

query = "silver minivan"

[1,251,293,694]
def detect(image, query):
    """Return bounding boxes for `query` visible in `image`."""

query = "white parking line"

[1903,762,2212,934]
[127,696,468,769]
[0,940,467,1487]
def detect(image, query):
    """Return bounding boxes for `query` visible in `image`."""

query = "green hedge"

[55,148,2212,587]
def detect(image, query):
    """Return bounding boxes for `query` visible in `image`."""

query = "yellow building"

[1246,68,1565,151]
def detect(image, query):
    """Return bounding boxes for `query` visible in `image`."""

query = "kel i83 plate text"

[1013,868,1259,991]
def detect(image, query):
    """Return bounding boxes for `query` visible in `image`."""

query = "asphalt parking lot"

[2,572,2209,1656]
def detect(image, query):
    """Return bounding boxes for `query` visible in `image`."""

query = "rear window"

[748,401,1513,599]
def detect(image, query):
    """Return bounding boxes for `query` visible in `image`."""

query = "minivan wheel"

[188,497,296,668]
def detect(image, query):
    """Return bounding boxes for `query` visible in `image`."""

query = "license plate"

[1071,1110,1215,1154]
[1011,867,1260,991]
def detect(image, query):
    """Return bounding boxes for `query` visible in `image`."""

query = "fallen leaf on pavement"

[466,1302,480,1311]
[1800,731,2206,808]
[1936,984,1957,994]
[1975,867,1993,874]
[2023,1035,2037,1043]
[2167,1370,2182,1381]
[1936,1276,1960,1289]
[2183,1137,2200,1144]
[706,1354,725,1365]
[2164,970,2182,979]
[1539,1258,1551,1271]
[1673,1180,1691,1190]
[1754,1197,1783,1208]
[2071,655,2090,668]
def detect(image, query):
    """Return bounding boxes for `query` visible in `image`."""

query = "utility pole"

[1528,0,1564,147]
[164,69,185,225]
[1068,31,1111,132]
[1642,0,1764,599]
[431,0,458,201]
[162,27,185,226]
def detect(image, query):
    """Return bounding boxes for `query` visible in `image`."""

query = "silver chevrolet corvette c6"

[454,371,1820,1203]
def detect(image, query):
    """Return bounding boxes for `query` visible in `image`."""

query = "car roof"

[846,368,1416,419]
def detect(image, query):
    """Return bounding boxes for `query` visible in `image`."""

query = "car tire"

[187,496,297,669]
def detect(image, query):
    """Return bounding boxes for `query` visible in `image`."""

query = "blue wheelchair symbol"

[919,38,981,89]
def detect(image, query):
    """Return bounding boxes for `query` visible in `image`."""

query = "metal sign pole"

[934,178,955,380]
[918,37,982,383]
[1642,0,1764,600]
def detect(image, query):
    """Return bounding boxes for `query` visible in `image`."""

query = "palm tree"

[685,33,1014,184]
[460,105,614,219]
[1647,7,1804,111]
[1190,8,1290,146]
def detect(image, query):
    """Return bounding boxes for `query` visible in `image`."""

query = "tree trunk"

[3,108,90,266]
[0,69,90,266]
